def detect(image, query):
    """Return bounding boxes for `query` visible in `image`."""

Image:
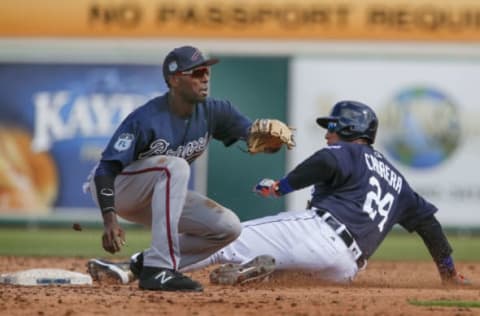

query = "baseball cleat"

[139,267,203,292]
[209,254,276,285]
[129,251,144,278]
[87,259,134,285]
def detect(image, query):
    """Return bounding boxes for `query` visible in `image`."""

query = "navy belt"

[314,208,366,269]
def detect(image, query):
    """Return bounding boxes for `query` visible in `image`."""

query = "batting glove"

[442,272,472,286]
[254,179,280,198]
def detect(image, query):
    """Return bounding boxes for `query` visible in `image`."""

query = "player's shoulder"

[198,98,238,118]
[127,94,168,118]
[139,94,168,111]
[322,141,374,164]
[323,141,361,154]
[201,97,232,108]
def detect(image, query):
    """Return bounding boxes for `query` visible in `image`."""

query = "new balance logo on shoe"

[154,271,174,284]
[139,267,203,292]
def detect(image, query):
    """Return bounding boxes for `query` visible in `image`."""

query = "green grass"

[372,231,480,261]
[0,228,150,258]
[409,300,480,308]
[0,228,478,260]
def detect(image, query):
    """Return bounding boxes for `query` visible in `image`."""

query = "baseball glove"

[247,119,295,154]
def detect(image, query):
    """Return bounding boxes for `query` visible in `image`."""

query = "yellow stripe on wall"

[1,0,480,41]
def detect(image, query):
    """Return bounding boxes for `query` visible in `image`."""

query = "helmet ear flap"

[337,124,356,139]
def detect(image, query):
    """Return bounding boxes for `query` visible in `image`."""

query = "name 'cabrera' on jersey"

[292,142,437,260]
[95,93,251,177]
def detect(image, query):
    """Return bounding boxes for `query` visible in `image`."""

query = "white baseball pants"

[184,209,360,283]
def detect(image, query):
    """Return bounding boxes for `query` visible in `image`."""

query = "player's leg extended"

[184,210,359,283]
[176,191,241,269]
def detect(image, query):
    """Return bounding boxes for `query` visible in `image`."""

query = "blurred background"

[0,0,479,240]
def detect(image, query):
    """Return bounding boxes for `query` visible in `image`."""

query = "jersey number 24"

[362,176,394,232]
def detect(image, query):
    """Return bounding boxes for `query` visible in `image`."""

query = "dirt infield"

[1,257,479,316]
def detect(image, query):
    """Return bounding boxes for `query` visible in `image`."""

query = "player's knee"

[227,219,242,243]
[216,210,242,243]
[152,156,190,180]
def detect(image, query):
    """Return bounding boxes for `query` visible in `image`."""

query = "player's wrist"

[276,178,293,196]
[102,209,118,224]
[101,207,116,215]
[435,256,456,280]
[271,181,281,197]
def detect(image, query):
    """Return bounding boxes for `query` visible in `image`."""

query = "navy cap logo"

[191,49,201,61]
[168,61,178,73]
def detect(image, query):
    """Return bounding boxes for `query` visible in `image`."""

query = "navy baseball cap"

[162,46,219,79]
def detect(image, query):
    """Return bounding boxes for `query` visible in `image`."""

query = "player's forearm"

[414,214,456,280]
[94,160,122,215]
[94,174,117,216]
[285,149,337,191]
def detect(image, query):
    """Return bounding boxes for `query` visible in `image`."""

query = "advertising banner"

[0,63,167,215]
[2,0,480,41]
[290,58,480,226]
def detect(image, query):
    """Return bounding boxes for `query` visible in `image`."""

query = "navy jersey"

[286,142,437,259]
[95,93,251,176]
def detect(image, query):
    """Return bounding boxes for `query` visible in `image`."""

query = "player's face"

[325,131,341,145]
[175,66,211,102]
[325,121,341,145]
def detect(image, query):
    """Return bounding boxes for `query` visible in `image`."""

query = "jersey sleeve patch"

[113,133,135,152]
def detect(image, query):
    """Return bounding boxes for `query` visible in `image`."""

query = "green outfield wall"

[208,57,289,221]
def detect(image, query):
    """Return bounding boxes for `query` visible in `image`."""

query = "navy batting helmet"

[316,101,378,144]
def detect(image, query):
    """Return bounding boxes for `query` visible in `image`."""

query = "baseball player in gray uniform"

[84,45,292,292]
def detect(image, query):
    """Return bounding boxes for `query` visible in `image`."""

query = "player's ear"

[169,75,180,87]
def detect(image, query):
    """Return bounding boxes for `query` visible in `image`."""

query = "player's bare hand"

[102,224,126,254]
[101,212,126,254]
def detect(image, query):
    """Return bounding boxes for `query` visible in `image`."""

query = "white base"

[0,268,92,286]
